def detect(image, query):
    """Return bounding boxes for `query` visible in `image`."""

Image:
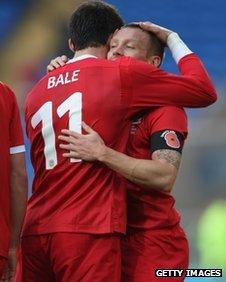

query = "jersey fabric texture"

[127,106,187,231]
[0,82,25,258]
[121,227,188,282]
[23,55,216,237]
[121,106,189,281]
[15,233,121,282]
[0,256,7,278]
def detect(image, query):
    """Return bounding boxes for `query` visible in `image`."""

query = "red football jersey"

[127,106,188,230]
[0,82,25,258]
[23,54,215,236]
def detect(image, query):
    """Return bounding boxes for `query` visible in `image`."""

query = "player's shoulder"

[113,57,158,79]
[144,106,188,134]
[66,57,120,69]
[147,106,187,120]
[116,56,156,69]
[0,81,9,92]
[0,81,5,90]
[91,57,135,70]
[0,81,16,100]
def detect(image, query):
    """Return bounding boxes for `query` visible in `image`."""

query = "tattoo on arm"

[153,149,181,170]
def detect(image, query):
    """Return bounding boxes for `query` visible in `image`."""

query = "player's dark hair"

[123,23,165,60]
[69,1,124,51]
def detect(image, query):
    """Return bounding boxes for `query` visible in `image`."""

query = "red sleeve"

[119,54,217,118]
[4,85,25,153]
[145,106,188,138]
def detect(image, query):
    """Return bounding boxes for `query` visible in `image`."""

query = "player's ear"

[148,55,162,68]
[68,38,76,52]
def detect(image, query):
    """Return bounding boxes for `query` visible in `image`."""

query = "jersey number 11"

[31,92,82,170]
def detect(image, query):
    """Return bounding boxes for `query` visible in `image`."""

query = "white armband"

[167,32,193,64]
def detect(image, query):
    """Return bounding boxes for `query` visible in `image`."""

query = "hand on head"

[139,22,173,45]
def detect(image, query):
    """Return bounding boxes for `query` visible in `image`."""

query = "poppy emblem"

[163,130,180,148]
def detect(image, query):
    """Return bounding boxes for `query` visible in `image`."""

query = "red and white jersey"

[23,54,215,236]
[127,106,188,230]
[0,82,25,258]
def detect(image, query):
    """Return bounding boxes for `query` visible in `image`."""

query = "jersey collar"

[67,54,97,64]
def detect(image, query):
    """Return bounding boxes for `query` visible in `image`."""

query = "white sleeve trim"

[167,32,193,64]
[10,145,25,154]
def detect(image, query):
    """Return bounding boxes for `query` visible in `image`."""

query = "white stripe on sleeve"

[10,145,25,154]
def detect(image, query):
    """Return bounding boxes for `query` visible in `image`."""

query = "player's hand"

[58,122,105,162]
[0,248,17,282]
[139,22,173,45]
[47,55,68,72]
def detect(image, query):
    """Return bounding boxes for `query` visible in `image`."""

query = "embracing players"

[19,1,216,281]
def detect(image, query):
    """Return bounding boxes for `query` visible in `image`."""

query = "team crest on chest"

[130,117,142,135]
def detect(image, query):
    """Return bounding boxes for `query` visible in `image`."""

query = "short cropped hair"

[69,1,124,51]
[123,23,165,60]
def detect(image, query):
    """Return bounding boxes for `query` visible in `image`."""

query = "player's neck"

[73,46,108,60]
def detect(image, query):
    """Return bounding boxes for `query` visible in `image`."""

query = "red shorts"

[15,233,121,282]
[0,256,7,278]
[121,226,189,282]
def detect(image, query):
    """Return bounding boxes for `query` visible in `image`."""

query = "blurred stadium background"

[0,0,225,281]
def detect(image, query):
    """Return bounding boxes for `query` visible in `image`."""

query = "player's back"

[24,57,130,236]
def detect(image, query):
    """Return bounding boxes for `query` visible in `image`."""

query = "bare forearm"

[98,146,175,191]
